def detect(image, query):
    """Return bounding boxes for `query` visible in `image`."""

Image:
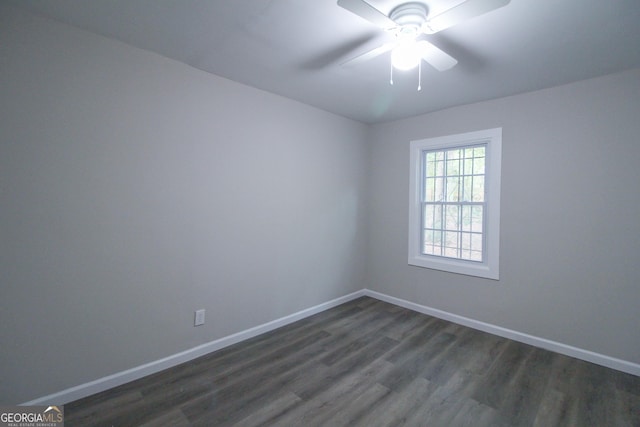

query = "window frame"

[408,128,502,280]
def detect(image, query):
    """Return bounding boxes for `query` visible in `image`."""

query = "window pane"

[445,230,458,249]
[426,158,435,177]
[462,176,473,202]
[422,228,443,256]
[471,233,482,250]
[444,246,458,258]
[474,156,485,175]
[423,229,435,245]
[471,206,483,233]
[472,176,485,202]
[435,177,444,201]
[435,159,444,176]
[424,177,445,202]
[464,158,473,175]
[461,205,472,232]
[424,204,432,228]
[445,205,460,230]
[424,178,435,201]
[446,158,460,176]
[418,143,488,264]
[461,232,472,250]
[447,149,461,160]
[424,243,442,256]
[424,204,442,229]
[446,177,458,202]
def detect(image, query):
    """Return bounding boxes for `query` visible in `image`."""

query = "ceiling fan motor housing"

[389,2,428,37]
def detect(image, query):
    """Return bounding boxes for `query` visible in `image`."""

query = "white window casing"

[408,128,502,280]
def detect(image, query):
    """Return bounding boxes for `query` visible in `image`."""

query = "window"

[408,128,502,279]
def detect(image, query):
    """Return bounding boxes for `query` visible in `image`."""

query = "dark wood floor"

[65,297,640,426]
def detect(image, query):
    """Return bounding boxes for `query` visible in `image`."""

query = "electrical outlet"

[194,309,205,326]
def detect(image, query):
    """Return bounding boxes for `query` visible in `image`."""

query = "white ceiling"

[10,0,640,123]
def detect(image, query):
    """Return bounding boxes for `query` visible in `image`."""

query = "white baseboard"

[23,287,639,405]
[364,289,640,377]
[22,290,366,405]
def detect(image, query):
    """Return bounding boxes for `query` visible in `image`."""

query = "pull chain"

[389,57,423,91]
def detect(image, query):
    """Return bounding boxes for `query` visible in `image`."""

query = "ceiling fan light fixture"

[387,3,428,71]
[391,39,421,70]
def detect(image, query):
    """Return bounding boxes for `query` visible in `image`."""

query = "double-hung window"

[408,128,502,279]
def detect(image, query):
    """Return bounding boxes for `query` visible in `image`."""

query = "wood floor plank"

[181,336,334,425]
[267,361,392,427]
[615,369,640,397]
[615,388,640,426]
[448,397,509,427]
[380,309,433,342]
[425,327,492,386]
[64,296,640,426]
[496,347,554,426]
[138,409,190,427]
[230,392,302,427]
[317,382,391,427]
[292,335,399,401]
[379,330,457,392]
[299,358,394,424]
[571,360,620,426]
[208,329,331,388]
[64,390,145,426]
[350,377,439,427]
[469,339,534,408]
[532,388,570,427]
[401,377,469,425]
[383,317,451,365]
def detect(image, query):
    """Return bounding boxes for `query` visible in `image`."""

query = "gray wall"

[0,5,368,404]
[367,68,640,365]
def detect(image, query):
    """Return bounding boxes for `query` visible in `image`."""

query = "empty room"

[1,0,639,426]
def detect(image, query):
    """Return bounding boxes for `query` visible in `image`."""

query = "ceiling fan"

[337,0,510,87]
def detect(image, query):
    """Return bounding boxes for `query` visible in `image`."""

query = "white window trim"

[408,128,502,280]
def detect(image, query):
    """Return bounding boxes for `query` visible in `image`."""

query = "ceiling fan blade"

[337,0,398,30]
[418,41,457,71]
[422,0,510,34]
[341,42,396,67]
